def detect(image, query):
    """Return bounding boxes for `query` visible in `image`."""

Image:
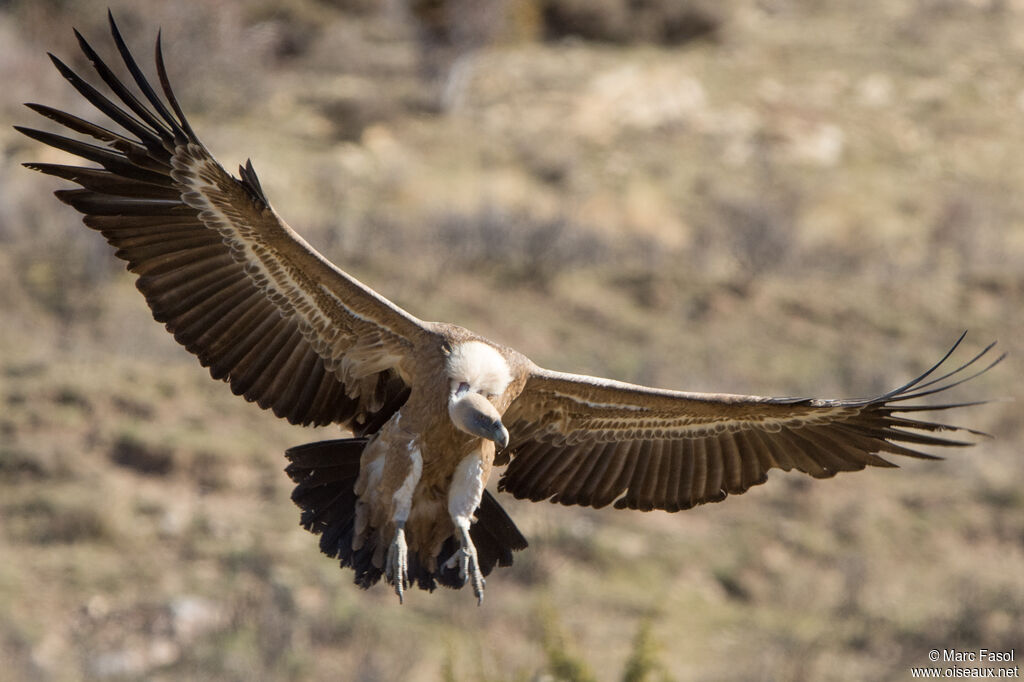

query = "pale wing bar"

[19,13,421,428]
[499,336,1002,512]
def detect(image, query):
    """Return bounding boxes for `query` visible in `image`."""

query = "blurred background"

[1,0,1021,680]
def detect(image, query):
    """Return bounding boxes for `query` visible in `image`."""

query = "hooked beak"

[449,391,510,450]
[491,421,510,450]
[470,412,509,450]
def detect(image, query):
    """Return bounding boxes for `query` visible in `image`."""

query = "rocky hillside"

[1,0,1021,680]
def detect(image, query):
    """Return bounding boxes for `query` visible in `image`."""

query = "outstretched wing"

[18,13,430,429]
[499,335,1001,512]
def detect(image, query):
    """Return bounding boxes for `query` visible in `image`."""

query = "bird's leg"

[382,444,421,604]
[446,452,488,605]
[385,521,409,604]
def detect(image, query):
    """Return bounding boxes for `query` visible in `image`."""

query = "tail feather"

[284,438,527,593]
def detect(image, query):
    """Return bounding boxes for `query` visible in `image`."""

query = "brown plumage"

[20,13,1002,604]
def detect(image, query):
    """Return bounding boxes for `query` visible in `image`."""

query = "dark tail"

[284,438,528,592]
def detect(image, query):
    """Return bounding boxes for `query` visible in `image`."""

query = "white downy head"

[446,341,512,448]
[446,341,513,399]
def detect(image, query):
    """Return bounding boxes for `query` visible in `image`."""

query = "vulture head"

[446,341,513,449]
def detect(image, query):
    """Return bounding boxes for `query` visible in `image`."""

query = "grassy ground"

[1,0,1021,680]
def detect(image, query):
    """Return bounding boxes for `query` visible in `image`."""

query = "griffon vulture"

[18,14,1001,604]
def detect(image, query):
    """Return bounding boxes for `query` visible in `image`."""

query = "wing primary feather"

[72,27,174,140]
[106,11,188,142]
[806,425,894,468]
[116,238,223,272]
[153,31,198,142]
[887,352,1005,403]
[873,426,973,448]
[25,163,179,198]
[828,422,889,451]
[787,428,862,472]
[878,330,968,398]
[874,440,942,460]
[45,53,157,144]
[16,127,167,185]
[778,430,830,477]
[54,189,185,216]
[115,227,215,250]
[24,103,138,148]
[886,400,991,413]
[893,340,997,395]
[86,214,198,230]
[884,415,991,438]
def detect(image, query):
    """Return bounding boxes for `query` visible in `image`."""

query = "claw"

[385,525,409,604]
[456,524,485,605]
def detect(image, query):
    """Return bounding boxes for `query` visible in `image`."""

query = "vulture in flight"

[19,14,1001,604]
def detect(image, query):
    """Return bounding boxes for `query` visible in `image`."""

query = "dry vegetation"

[1,0,1022,680]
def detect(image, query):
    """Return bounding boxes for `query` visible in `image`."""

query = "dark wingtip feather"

[47,52,70,74]
[880,330,969,400]
[153,30,198,142]
[43,49,156,143]
[105,10,187,143]
[891,350,1004,404]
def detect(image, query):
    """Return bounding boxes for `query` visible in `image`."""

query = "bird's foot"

[446,524,485,605]
[385,525,409,604]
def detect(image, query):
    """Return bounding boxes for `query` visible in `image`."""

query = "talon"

[386,525,408,604]
[455,524,486,605]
